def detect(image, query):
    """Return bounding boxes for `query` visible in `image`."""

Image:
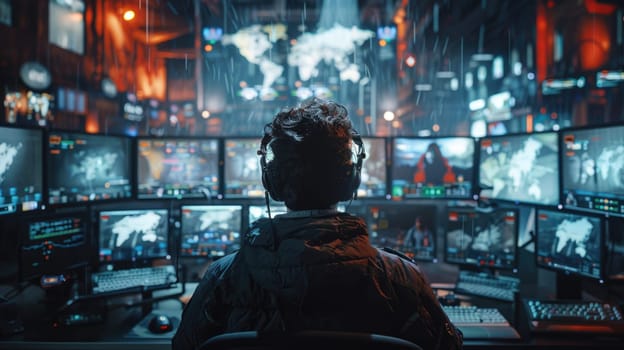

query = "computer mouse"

[439,292,461,307]
[147,314,174,334]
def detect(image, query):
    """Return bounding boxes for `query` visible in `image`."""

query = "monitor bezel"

[390,135,477,200]
[135,135,222,200]
[476,130,561,207]
[534,208,606,281]
[443,205,520,272]
[45,129,134,207]
[0,124,45,216]
[179,203,244,258]
[559,122,624,218]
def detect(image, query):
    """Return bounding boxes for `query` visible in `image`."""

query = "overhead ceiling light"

[417,129,432,137]
[383,111,395,121]
[471,53,494,61]
[414,84,432,91]
[436,71,455,79]
[405,55,416,68]
[469,99,486,111]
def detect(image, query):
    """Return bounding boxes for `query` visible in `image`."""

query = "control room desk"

[1,283,624,350]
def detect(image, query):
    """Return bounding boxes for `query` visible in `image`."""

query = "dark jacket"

[172,210,463,350]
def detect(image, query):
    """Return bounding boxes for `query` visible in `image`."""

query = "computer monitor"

[391,137,475,199]
[0,125,43,215]
[47,131,132,205]
[136,138,220,199]
[351,203,437,261]
[247,204,347,227]
[98,209,169,263]
[478,132,559,206]
[19,213,90,282]
[444,207,519,270]
[357,137,387,198]
[561,124,624,216]
[535,208,603,280]
[180,205,243,258]
[223,138,264,198]
[248,204,288,226]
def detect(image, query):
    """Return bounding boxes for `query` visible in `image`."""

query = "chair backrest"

[197,330,424,350]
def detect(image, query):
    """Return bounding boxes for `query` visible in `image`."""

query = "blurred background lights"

[383,110,395,121]
[405,55,416,68]
[122,10,135,21]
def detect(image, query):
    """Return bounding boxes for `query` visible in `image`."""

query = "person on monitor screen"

[402,216,433,253]
[172,98,463,350]
[413,142,457,185]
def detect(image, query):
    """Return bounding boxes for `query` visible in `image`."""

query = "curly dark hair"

[262,98,359,210]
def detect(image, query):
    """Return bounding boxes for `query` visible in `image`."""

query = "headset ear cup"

[264,160,283,201]
[340,134,364,201]
[351,163,362,195]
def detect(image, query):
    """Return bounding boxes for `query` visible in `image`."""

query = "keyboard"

[455,270,519,302]
[524,299,624,334]
[92,265,177,294]
[443,305,520,339]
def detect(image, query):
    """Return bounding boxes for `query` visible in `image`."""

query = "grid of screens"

[351,203,437,261]
[0,126,44,215]
[536,209,603,279]
[137,138,219,199]
[47,132,132,204]
[180,205,242,257]
[6,128,624,217]
[444,207,518,270]
[98,209,169,263]
[478,132,559,206]
[19,213,89,280]
[392,137,474,199]
[561,125,624,216]
[358,137,387,197]
[223,138,264,198]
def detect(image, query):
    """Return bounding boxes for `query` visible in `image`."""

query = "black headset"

[257,128,366,203]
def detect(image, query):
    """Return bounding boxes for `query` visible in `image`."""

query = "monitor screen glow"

[137,138,219,199]
[358,137,387,198]
[47,132,132,205]
[392,137,475,199]
[0,126,43,214]
[180,205,243,258]
[98,209,169,263]
[562,125,624,216]
[20,214,89,280]
[350,203,437,262]
[479,132,559,206]
[444,207,518,270]
[224,138,264,198]
[536,209,603,279]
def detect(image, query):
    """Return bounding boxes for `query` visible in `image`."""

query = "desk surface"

[1,282,624,349]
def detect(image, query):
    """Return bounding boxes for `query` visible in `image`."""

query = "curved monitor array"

[2,124,624,218]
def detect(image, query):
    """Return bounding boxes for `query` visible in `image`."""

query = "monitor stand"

[555,272,583,300]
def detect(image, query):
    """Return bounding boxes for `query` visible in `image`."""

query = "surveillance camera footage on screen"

[392,137,475,199]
